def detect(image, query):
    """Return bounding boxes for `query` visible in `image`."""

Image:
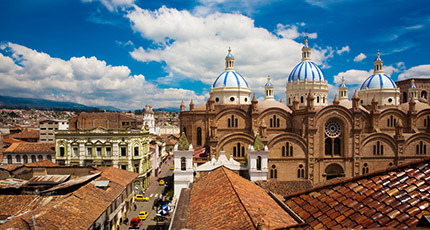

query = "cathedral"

[179,37,430,184]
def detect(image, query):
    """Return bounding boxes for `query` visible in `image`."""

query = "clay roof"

[2,167,139,229]
[4,142,55,153]
[0,195,39,216]
[398,101,430,113]
[187,167,299,230]
[284,157,430,229]
[10,130,39,139]
[258,99,292,113]
[1,138,26,144]
[255,180,313,197]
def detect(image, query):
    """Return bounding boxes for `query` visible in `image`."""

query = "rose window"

[325,120,341,138]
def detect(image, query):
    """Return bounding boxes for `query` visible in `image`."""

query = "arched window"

[417,141,427,155]
[228,115,238,128]
[297,164,305,178]
[197,127,202,146]
[422,91,428,99]
[183,127,186,135]
[284,142,293,157]
[181,157,186,171]
[233,146,237,157]
[59,146,65,157]
[16,155,21,163]
[134,146,139,156]
[282,146,285,157]
[362,163,369,174]
[300,96,304,103]
[424,116,430,128]
[7,155,12,164]
[325,164,344,180]
[387,115,396,127]
[256,156,262,170]
[317,96,320,103]
[270,165,277,179]
[373,141,384,155]
[38,155,43,161]
[31,155,36,162]
[324,120,342,156]
[47,155,52,161]
[23,155,28,164]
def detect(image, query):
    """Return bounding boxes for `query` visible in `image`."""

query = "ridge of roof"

[284,156,430,199]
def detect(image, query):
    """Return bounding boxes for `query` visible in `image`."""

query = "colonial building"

[55,112,152,193]
[179,40,430,185]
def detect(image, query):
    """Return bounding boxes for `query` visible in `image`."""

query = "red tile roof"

[187,167,299,229]
[255,180,313,197]
[4,142,55,153]
[10,130,39,139]
[1,167,139,229]
[24,159,59,167]
[284,157,430,229]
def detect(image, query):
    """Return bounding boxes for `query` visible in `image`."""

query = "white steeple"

[301,30,311,62]
[339,76,348,101]
[264,75,274,100]
[374,50,383,74]
[408,79,418,102]
[225,47,235,71]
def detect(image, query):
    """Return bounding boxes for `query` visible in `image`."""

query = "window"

[388,98,393,103]
[120,165,127,170]
[120,146,127,156]
[31,155,36,162]
[300,96,304,103]
[317,96,320,103]
[73,147,78,157]
[424,116,430,128]
[59,147,65,157]
[47,155,52,161]
[7,155,12,164]
[244,98,248,102]
[181,157,186,171]
[230,97,235,102]
[16,155,21,162]
[256,156,262,170]
[362,163,369,174]
[23,155,28,164]
[297,164,305,178]
[96,147,102,157]
[38,155,43,161]
[87,147,93,156]
[197,127,202,146]
[106,147,111,157]
[270,165,277,179]
[387,115,397,127]
[323,97,325,103]
[228,115,238,128]
[215,97,219,102]
[373,141,384,155]
[416,141,427,155]
[134,146,139,156]
[282,142,293,157]
[233,143,245,157]
[270,115,280,128]
[324,120,342,156]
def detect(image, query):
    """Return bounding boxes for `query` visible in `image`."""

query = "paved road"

[121,158,174,230]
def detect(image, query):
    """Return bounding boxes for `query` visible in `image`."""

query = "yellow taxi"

[135,194,149,201]
[159,179,165,185]
[138,211,149,220]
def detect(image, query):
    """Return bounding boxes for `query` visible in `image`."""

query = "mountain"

[0,95,120,111]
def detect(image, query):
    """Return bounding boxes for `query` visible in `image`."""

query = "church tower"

[264,75,274,100]
[339,76,348,101]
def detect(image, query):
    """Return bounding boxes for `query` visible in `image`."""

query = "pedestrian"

[134,203,137,211]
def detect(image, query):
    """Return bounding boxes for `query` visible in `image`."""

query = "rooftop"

[284,157,430,229]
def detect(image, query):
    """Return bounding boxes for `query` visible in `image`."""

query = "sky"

[1,0,430,110]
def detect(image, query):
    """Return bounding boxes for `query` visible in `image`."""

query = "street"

[121,158,174,230]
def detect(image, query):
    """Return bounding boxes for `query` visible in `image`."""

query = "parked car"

[129,218,141,229]
[170,165,174,170]
[138,211,149,220]
[135,194,149,201]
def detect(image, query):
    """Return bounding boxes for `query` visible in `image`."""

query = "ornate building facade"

[180,40,430,185]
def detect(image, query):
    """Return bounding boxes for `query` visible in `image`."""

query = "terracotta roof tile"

[10,130,39,139]
[4,142,55,153]
[24,159,59,167]
[284,157,430,229]
[187,167,300,229]
[254,180,312,197]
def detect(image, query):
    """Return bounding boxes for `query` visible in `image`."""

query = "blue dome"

[339,82,347,87]
[213,70,249,88]
[360,74,397,90]
[265,82,273,87]
[226,53,234,58]
[410,84,417,88]
[288,61,325,82]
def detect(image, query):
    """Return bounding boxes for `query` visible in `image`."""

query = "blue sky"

[1,0,429,110]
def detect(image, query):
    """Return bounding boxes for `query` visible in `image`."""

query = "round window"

[388,98,393,103]
[271,164,276,169]
[325,120,341,138]
[215,97,219,102]
[230,97,235,102]
[244,98,248,102]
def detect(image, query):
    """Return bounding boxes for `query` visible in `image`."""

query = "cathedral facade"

[179,39,430,184]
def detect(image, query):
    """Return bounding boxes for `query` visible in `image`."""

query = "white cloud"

[336,46,350,55]
[398,65,430,80]
[126,5,330,99]
[82,0,135,12]
[0,42,204,110]
[353,53,366,62]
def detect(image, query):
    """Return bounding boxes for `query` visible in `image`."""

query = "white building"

[143,104,160,135]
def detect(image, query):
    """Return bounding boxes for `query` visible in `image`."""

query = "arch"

[181,157,186,171]
[23,155,28,164]
[361,133,397,152]
[37,155,43,161]
[7,155,12,164]
[217,132,254,153]
[325,164,344,180]
[379,109,407,125]
[16,155,21,163]
[315,105,354,123]
[257,156,262,170]
[422,90,427,99]
[267,133,307,151]
[47,155,52,161]
[257,108,292,130]
[31,155,36,162]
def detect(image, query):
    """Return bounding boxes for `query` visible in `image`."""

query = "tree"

[178,132,189,151]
